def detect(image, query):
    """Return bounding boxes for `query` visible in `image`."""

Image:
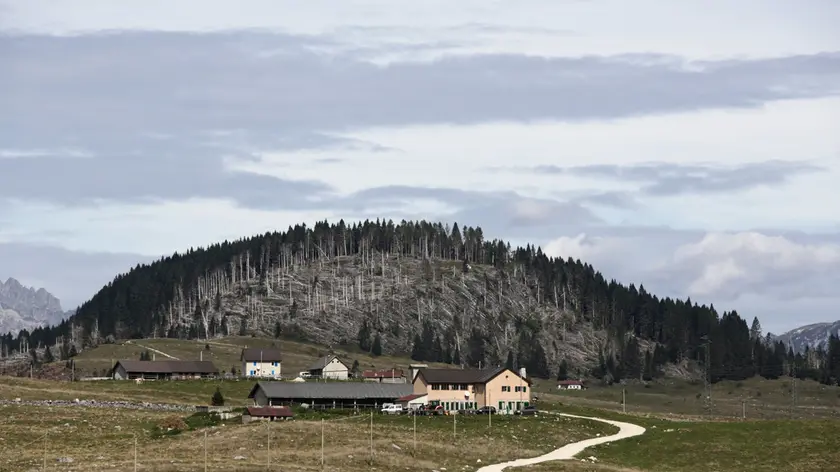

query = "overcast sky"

[1,0,839,334]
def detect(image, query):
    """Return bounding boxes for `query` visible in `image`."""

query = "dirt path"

[476,413,646,472]
[124,341,179,359]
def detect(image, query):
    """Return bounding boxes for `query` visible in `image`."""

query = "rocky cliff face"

[0,278,68,334]
[774,321,840,353]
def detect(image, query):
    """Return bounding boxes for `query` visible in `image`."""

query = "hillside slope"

[774,321,840,353]
[3,219,754,381]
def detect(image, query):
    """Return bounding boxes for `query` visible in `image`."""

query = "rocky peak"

[0,277,64,322]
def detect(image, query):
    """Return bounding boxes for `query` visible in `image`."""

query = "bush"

[211,387,225,406]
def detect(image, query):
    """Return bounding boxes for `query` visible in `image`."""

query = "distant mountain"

[0,278,70,334]
[774,321,840,353]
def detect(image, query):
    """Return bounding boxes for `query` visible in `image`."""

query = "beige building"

[413,367,531,413]
[241,348,283,378]
[307,355,350,380]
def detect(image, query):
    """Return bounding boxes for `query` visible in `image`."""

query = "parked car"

[514,406,538,416]
[298,371,311,379]
[414,404,444,416]
[381,403,402,414]
[476,406,497,415]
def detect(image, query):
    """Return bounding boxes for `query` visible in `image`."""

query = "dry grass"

[69,335,453,379]
[0,405,616,471]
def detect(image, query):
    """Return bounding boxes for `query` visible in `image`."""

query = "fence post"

[413,412,417,456]
[321,419,325,468]
[43,432,47,472]
[134,434,137,472]
[204,430,208,472]
[369,411,373,465]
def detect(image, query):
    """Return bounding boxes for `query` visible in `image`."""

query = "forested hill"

[0,219,826,384]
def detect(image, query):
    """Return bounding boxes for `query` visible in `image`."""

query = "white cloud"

[671,232,840,298]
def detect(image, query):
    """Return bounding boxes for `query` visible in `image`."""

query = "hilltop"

[0,219,796,383]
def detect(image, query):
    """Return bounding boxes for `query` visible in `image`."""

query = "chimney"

[153,353,156,361]
[200,350,203,361]
[519,367,527,379]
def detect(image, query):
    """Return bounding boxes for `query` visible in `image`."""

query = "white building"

[307,355,350,380]
[557,380,584,390]
[241,348,283,378]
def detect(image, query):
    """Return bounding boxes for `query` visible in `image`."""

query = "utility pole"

[43,432,46,472]
[413,412,417,456]
[321,419,325,468]
[267,422,271,470]
[622,388,626,414]
[204,430,208,472]
[453,411,457,441]
[369,411,374,465]
[742,399,746,420]
[134,435,137,472]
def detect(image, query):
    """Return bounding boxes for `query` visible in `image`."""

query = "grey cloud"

[529,160,824,196]
[2,31,839,207]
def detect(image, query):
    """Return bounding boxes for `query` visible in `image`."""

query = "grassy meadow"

[0,404,615,471]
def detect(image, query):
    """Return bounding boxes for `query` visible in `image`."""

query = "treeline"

[0,218,834,383]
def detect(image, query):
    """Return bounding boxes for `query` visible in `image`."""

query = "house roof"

[415,366,512,385]
[248,381,412,400]
[246,406,293,418]
[307,355,348,371]
[113,360,219,374]
[361,369,405,379]
[397,393,427,402]
[241,348,282,362]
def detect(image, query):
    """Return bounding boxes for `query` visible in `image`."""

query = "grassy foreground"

[0,405,615,471]
[523,404,840,472]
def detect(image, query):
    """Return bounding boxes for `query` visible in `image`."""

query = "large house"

[307,355,350,380]
[412,367,531,413]
[111,360,219,380]
[248,381,412,408]
[241,348,282,378]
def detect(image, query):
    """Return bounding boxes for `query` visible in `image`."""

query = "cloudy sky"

[1,0,839,334]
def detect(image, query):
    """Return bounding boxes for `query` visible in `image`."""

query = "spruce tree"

[372,333,382,357]
[43,346,54,363]
[411,334,424,361]
[211,387,225,406]
[505,351,515,370]
[556,360,569,381]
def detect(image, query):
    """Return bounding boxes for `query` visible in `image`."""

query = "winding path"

[476,413,646,472]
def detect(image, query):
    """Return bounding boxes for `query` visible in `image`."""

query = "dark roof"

[558,380,584,385]
[416,367,514,385]
[307,355,348,371]
[397,393,427,402]
[246,406,293,418]
[114,360,219,374]
[241,348,282,362]
[248,381,412,400]
[361,369,405,379]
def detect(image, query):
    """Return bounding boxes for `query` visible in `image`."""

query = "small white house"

[307,355,350,380]
[241,348,283,378]
[557,380,584,390]
[397,393,428,410]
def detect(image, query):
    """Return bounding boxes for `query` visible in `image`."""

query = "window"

[432,384,441,391]
[253,362,257,366]
[502,386,511,392]
[515,386,527,393]
[459,384,468,390]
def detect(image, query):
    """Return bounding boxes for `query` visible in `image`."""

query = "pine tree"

[453,346,461,365]
[529,343,550,379]
[239,318,248,336]
[556,360,569,381]
[43,346,54,363]
[358,321,372,352]
[68,344,78,358]
[505,351,515,370]
[411,334,424,361]
[274,321,282,339]
[372,333,382,357]
[211,387,225,406]
[351,359,360,377]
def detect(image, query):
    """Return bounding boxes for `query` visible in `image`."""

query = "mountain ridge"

[773,320,840,353]
[0,277,70,335]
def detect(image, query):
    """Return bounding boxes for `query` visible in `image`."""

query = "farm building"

[241,348,282,379]
[413,366,531,413]
[248,381,412,408]
[360,369,406,383]
[557,380,585,390]
[397,393,428,410]
[110,360,219,380]
[307,355,350,380]
[242,406,294,423]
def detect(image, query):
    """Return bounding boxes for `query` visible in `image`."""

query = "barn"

[248,381,412,409]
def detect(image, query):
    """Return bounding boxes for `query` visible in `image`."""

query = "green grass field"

[0,404,615,471]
